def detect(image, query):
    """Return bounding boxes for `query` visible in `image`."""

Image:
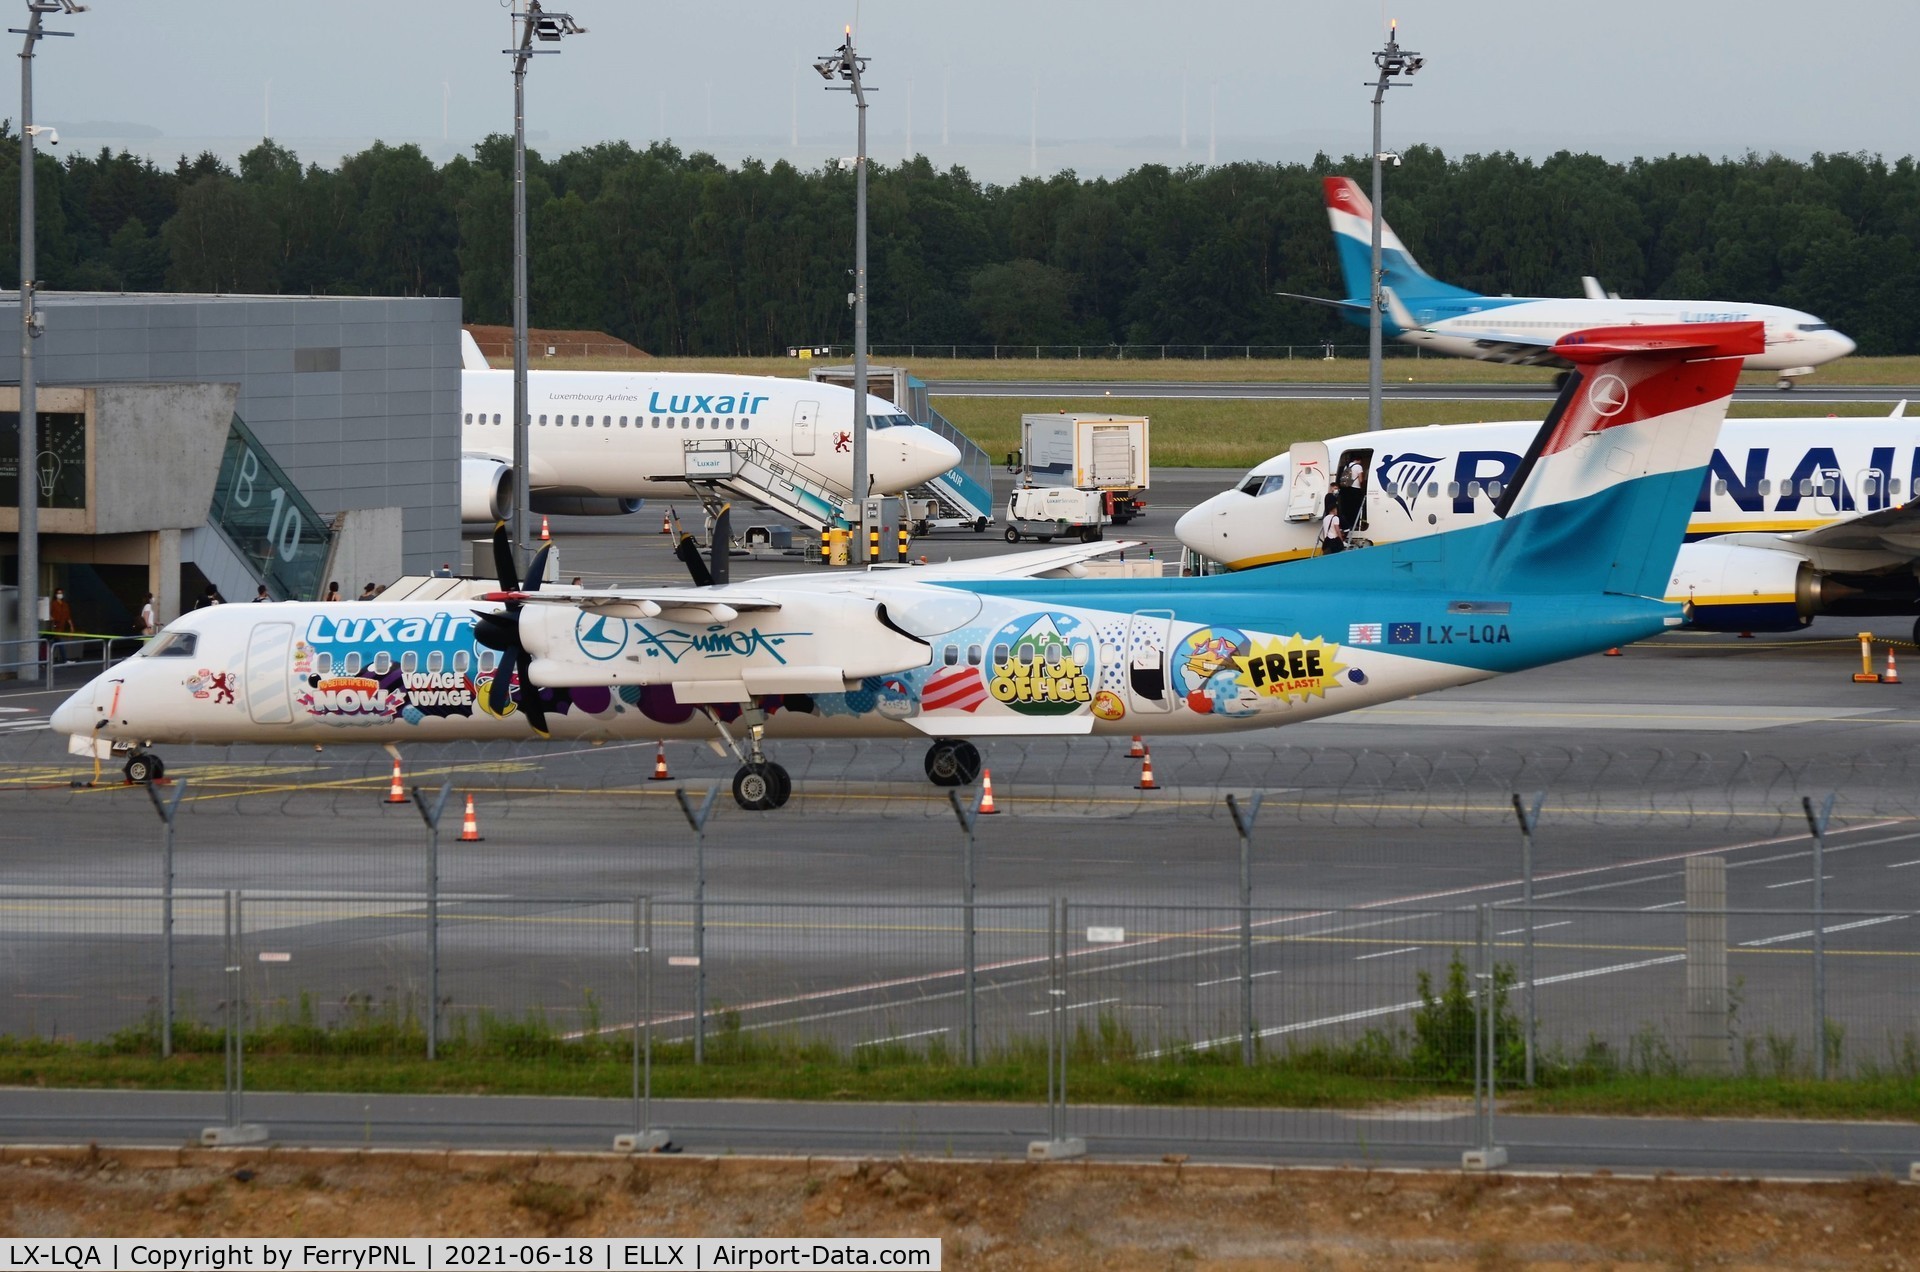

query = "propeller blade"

[522,544,551,593]
[519,679,551,737]
[491,523,518,593]
[487,646,519,716]
[675,533,713,588]
[709,504,732,587]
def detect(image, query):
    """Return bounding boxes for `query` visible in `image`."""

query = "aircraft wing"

[1781,503,1920,555]
[908,540,1150,579]
[493,587,784,622]
[1460,330,1573,368]
[1274,291,1372,314]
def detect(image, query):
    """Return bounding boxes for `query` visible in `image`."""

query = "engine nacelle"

[460,456,511,523]
[529,494,646,517]
[1668,542,1819,632]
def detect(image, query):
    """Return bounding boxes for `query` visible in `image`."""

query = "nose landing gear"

[123,750,165,784]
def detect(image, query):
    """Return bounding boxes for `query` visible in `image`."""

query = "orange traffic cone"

[650,742,672,781]
[660,511,672,535]
[458,793,484,842]
[539,515,551,542]
[1136,747,1160,791]
[1604,647,1622,657]
[1127,735,1145,758]
[978,768,1000,815]
[383,757,407,804]
[1886,649,1903,685]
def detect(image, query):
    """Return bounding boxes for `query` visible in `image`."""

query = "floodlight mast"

[816,26,874,554]
[1366,19,1421,433]
[504,1,585,556]
[12,0,82,671]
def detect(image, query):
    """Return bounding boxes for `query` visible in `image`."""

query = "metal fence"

[4,725,1919,1164]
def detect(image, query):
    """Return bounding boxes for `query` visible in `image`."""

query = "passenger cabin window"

[480,650,498,674]
[148,631,197,657]
[343,653,363,676]
[1758,479,1772,495]
[316,652,332,675]
[1714,479,1728,495]
[402,651,418,675]
[453,650,470,675]
[943,645,959,666]
[1446,482,1460,498]
[967,644,982,666]
[371,651,392,675]
[428,650,445,674]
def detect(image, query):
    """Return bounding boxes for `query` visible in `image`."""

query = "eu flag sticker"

[1387,621,1422,645]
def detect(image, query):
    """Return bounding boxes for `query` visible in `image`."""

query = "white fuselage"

[459,367,960,514]
[1395,297,1855,374]
[1178,414,1918,629]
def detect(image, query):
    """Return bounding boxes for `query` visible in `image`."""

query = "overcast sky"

[36,1,1918,182]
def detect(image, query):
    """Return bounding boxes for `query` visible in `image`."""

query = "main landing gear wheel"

[124,752,164,784]
[1777,378,1795,390]
[732,760,792,811]
[923,739,982,787]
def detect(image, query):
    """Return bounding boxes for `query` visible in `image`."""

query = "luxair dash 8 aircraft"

[57,323,1759,809]
[456,333,961,522]
[1282,177,1855,388]
[1175,404,1920,642]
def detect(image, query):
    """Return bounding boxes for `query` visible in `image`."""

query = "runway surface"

[7,477,1919,1171]
[927,378,1916,404]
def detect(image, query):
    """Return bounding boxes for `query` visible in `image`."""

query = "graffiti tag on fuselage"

[632,624,809,665]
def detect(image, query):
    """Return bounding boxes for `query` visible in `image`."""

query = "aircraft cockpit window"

[147,631,197,657]
[1238,476,1263,495]
[1798,322,1833,332]
[1257,474,1286,497]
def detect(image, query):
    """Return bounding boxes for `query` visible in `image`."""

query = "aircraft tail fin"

[1322,176,1480,311]
[459,329,490,372]
[1473,322,1764,599]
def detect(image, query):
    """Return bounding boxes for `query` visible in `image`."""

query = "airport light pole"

[13,0,82,671]
[504,1,585,556]
[816,28,872,550]
[1366,21,1421,433]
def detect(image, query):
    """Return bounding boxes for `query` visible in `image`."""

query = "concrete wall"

[0,294,461,574]
[92,382,237,535]
[321,507,405,599]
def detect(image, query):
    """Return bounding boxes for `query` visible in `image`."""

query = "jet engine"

[1668,543,1821,632]
[528,495,645,517]
[460,456,512,523]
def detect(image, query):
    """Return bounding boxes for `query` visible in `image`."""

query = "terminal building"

[0,293,462,639]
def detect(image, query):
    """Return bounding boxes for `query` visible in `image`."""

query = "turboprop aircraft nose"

[873,425,962,493]
[50,682,92,736]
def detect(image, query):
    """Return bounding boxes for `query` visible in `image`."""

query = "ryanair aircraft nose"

[871,424,961,493]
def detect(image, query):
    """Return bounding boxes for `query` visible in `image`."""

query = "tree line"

[2,129,1915,356]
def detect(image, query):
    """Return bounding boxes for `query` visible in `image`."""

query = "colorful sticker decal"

[1168,626,1261,718]
[876,678,919,719]
[298,675,404,721]
[186,669,237,704]
[1346,623,1382,646]
[1234,635,1348,703]
[1091,689,1126,721]
[921,665,988,713]
[986,612,1095,717]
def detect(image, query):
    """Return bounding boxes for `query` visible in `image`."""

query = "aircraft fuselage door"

[792,400,819,456]
[1123,610,1176,714]
[1285,441,1329,522]
[245,622,295,725]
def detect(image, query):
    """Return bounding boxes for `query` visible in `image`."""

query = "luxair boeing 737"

[59,323,1759,809]
[1282,177,1854,388]
[456,333,960,523]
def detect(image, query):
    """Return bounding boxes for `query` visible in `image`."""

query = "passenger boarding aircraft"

[58,323,1759,808]
[457,333,960,521]
[1175,405,1920,641]
[1283,177,1854,388]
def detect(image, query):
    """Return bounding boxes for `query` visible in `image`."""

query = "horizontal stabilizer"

[1551,324,1765,364]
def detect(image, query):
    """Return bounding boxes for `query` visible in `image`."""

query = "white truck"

[1015,413,1151,524]
[1004,484,1107,543]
